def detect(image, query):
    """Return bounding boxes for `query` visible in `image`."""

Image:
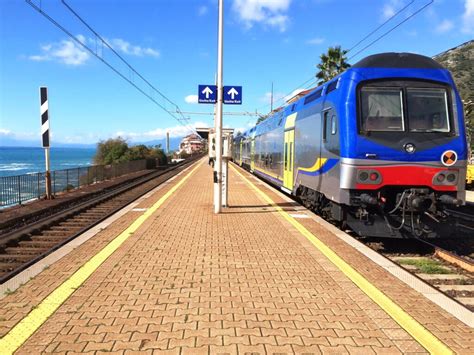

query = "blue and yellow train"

[233,52,468,238]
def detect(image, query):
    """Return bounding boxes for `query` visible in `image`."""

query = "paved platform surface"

[0,159,472,354]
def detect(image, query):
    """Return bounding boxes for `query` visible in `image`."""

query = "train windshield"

[360,84,451,133]
[406,88,450,132]
[360,87,404,132]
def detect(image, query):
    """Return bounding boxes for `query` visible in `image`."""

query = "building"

[178,134,204,155]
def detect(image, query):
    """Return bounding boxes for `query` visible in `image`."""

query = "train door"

[320,106,340,201]
[283,130,295,190]
[239,141,243,165]
[283,113,297,191]
[250,139,255,171]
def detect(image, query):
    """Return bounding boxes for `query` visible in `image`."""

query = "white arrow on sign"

[227,87,239,100]
[202,86,213,99]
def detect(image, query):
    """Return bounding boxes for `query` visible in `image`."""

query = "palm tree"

[316,46,350,85]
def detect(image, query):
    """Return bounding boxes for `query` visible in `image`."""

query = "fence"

[0,159,153,208]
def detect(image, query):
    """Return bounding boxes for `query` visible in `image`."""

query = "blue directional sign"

[198,85,217,104]
[223,86,242,105]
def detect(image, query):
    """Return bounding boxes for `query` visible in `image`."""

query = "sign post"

[40,87,52,199]
[199,1,243,213]
[213,0,224,214]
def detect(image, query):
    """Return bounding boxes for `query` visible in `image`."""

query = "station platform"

[0,158,472,354]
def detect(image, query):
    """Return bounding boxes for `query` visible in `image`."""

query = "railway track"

[445,203,474,234]
[245,166,474,311]
[367,237,474,311]
[0,156,202,284]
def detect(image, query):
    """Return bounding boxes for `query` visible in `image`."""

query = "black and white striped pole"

[40,86,52,199]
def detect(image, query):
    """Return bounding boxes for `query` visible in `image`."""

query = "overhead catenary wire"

[346,0,415,54]
[348,0,434,60]
[25,0,197,136]
[258,0,430,117]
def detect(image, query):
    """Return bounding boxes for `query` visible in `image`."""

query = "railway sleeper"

[32,230,70,236]
[79,212,107,217]
[48,226,83,232]
[30,236,68,242]
[70,216,100,221]
[5,247,50,255]
[0,262,21,273]
[0,254,33,262]
[18,240,58,248]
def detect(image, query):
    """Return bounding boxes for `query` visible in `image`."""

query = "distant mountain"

[0,136,183,151]
[0,136,96,149]
[134,137,182,152]
[434,40,473,150]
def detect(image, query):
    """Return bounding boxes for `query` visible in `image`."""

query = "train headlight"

[359,171,369,181]
[447,173,457,183]
[433,171,458,185]
[357,169,382,184]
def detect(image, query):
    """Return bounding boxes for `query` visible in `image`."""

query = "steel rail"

[0,156,202,284]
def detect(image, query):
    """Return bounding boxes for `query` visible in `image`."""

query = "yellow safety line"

[0,161,203,355]
[230,164,453,355]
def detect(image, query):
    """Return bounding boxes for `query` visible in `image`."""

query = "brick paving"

[0,160,472,354]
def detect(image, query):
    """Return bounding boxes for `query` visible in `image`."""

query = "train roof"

[236,52,450,141]
[352,52,445,69]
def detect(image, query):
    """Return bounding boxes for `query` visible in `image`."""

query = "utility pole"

[270,82,274,112]
[214,0,224,214]
[166,131,170,154]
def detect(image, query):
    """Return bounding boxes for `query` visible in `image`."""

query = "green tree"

[94,139,169,166]
[94,137,129,165]
[316,46,351,85]
[149,145,168,165]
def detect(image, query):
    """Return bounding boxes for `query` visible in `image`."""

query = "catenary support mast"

[214,0,224,213]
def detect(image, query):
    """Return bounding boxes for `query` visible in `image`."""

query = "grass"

[398,257,452,274]
[3,288,14,296]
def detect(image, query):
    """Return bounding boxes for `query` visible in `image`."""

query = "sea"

[0,147,96,177]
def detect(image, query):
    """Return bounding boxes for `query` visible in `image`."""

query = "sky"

[0,0,473,146]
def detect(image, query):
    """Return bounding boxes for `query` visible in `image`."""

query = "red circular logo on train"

[441,150,457,166]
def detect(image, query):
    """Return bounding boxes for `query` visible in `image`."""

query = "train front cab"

[341,67,467,238]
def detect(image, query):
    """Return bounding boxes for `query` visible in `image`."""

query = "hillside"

[434,40,474,150]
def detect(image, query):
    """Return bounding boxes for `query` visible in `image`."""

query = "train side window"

[323,111,329,142]
[284,143,288,169]
[331,115,337,135]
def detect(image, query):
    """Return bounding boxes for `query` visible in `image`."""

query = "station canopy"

[196,127,234,141]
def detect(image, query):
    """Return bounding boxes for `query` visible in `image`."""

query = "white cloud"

[284,88,306,102]
[259,91,287,104]
[306,37,325,45]
[29,37,90,66]
[259,88,306,109]
[463,0,474,34]
[198,5,208,16]
[0,128,12,136]
[382,4,395,20]
[115,121,209,141]
[28,36,160,66]
[108,38,160,58]
[436,19,454,33]
[232,0,292,32]
[381,0,403,21]
[185,94,199,104]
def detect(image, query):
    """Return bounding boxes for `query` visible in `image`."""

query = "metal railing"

[0,159,154,207]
